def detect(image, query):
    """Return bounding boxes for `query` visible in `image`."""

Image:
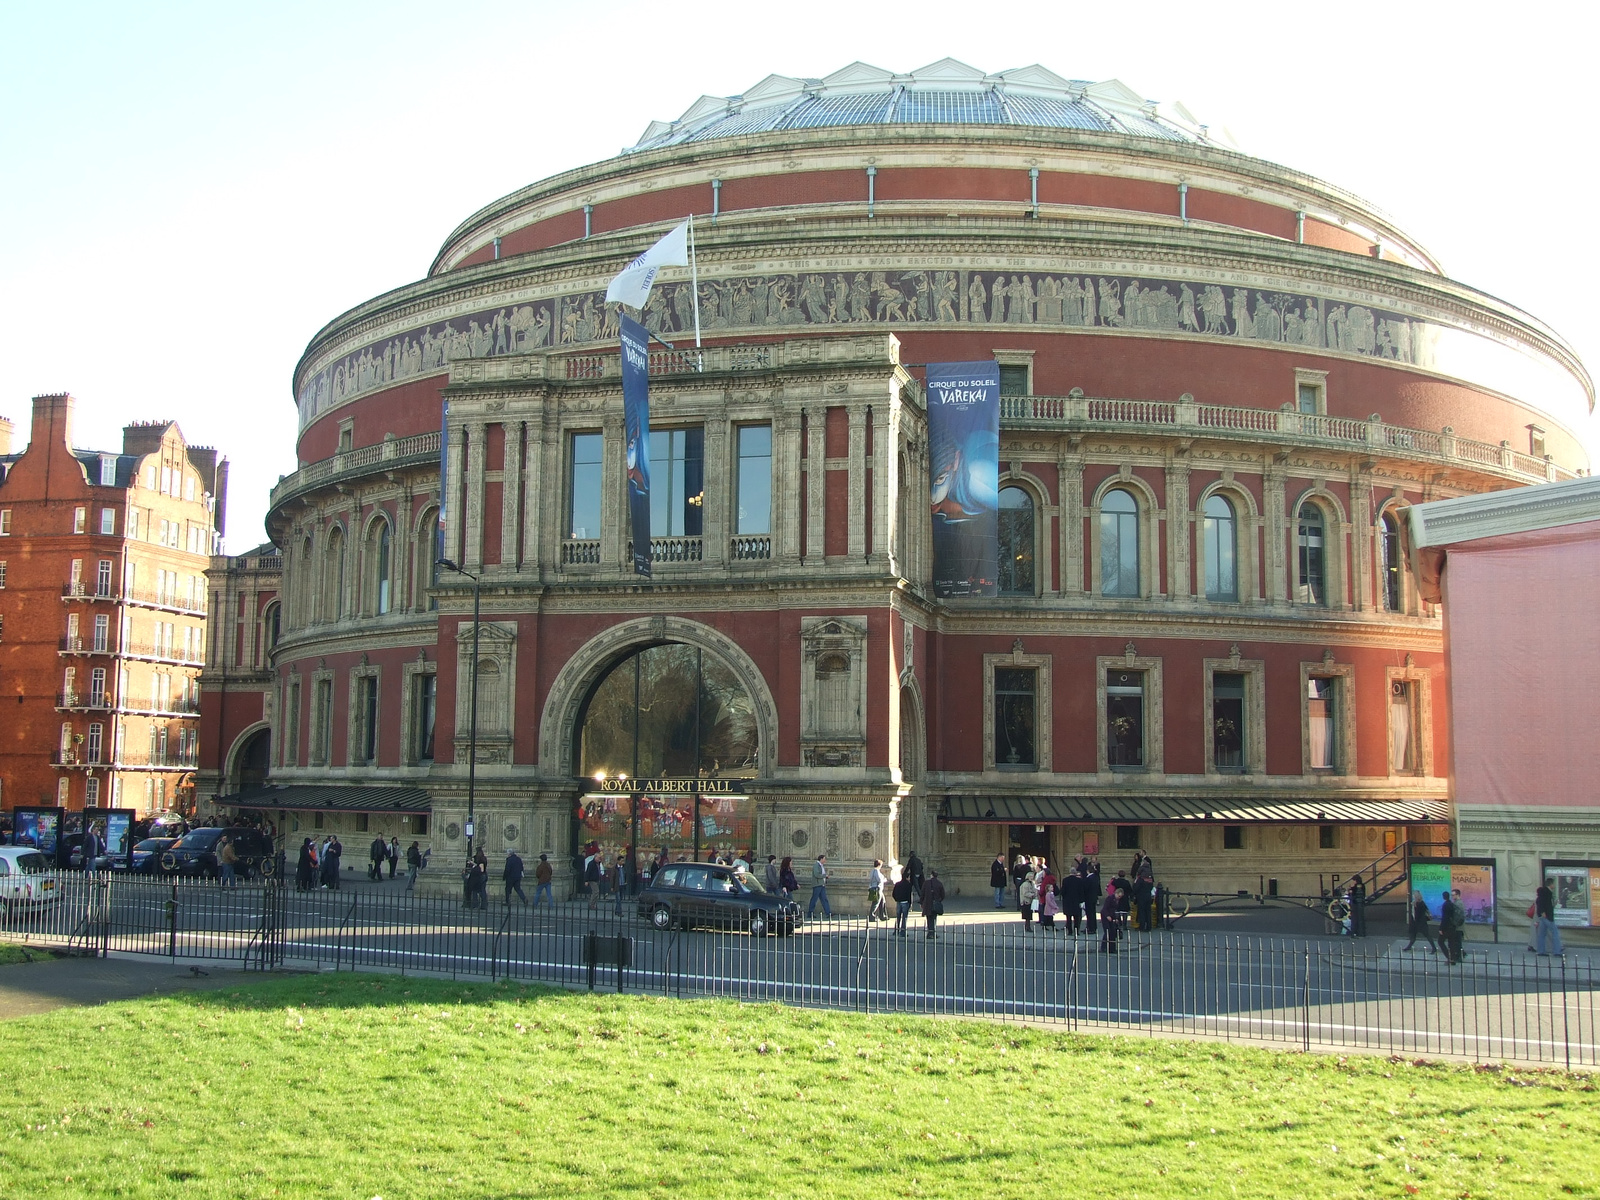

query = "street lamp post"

[436,559,480,868]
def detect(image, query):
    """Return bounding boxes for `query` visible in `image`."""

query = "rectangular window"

[0,561,7,588]
[73,507,86,534]
[1212,672,1246,771]
[992,667,1037,768]
[313,810,324,829]
[128,510,140,540]
[97,560,113,596]
[1222,825,1244,850]
[1297,383,1320,414]
[1117,825,1141,851]
[100,509,115,535]
[313,679,333,764]
[184,476,196,502]
[415,674,437,763]
[57,777,70,804]
[90,667,106,705]
[1389,680,1415,773]
[1529,426,1546,458]
[649,427,705,538]
[1106,668,1145,768]
[735,425,772,536]
[355,812,369,832]
[567,432,603,539]
[93,615,109,653]
[285,680,301,765]
[87,723,103,764]
[998,364,1030,397]
[360,675,379,765]
[85,776,100,806]
[1319,825,1337,850]
[63,667,76,703]
[100,459,116,486]
[70,559,83,587]
[0,509,10,535]
[1307,677,1337,770]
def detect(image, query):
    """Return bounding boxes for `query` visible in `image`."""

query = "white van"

[0,846,59,910]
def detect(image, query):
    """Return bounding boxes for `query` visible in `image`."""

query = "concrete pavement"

[0,953,242,1021]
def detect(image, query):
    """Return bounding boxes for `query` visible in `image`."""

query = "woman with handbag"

[1018,870,1038,931]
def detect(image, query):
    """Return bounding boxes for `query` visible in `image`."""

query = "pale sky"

[2,0,1592,551]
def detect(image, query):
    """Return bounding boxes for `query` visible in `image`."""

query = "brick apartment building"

[0,393,227,815]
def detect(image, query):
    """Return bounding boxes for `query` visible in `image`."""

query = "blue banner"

[927,361,1000,598]
[437,400,450,564]
[621,314,652,577]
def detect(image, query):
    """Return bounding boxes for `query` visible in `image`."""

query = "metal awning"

[217,785,432,814]
[939,795,1450,825]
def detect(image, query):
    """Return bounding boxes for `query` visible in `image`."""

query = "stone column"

[775,408,803,565]
[703,410,729,567]
[1263,464,1287,603]
[463,421,487,572]
[847,406,867,559]
[1167,457,1192,600]
[602,410,626,570]
[501,419,523,573]
[393,483,413,611]
[444,422,468,568]
[1350,468,1374,612]
[1058,455,1084,596]
[804,405,825,566]
[869,404,889,568]
[528,401,555,581]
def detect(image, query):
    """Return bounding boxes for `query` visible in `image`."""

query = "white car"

[0,846,60,910]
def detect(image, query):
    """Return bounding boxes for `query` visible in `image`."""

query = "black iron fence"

[3,872,1594,1069]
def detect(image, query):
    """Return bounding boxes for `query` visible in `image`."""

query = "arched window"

[1100,488,1140,597]
[997,486,1035,595]
[1297,503,1326,605]
[327,528,347,620]
[578,643,759,779]
[415,508,440,613]
[1203,493,1238,601]
[299,537,314,625]
[1380,511,1403,612]
[262,602,281,665]
[374,520,392,615]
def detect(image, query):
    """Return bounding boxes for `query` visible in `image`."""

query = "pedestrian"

[867,859,888,921]
[1060,867,1084,934]
[504,849,527,905]
[990,853,1008,909]
[82,824,102,875]
[320,838,341,889]
[387,836,400,879]
[218,836,238,888]
[474,848,491,909]
[1437,891,1459,964]
[1100,883,1122,954]
[369,835,387,882]
[296,838,315,892]
[1018,869,1037,930]
[779,856,798,902]
[1083,860,1101,935]
[405,841,422,891]
[905,849,924,902]
[807,854,832,919]
[1133,872,1154,932]
[1038,865,1060,929]
[1447,888,1468,963]
[891,869,913,937]
[613,855,627,915]
[1532,878,1564,956]
[1010,854,1029,907]
[583,846,602,910]
[1404,889,1437,952]
[764,854,780,894]
[533,853,553,908]
[920,869,946,939]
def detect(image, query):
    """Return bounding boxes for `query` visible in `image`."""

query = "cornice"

[1407,475,1600,549]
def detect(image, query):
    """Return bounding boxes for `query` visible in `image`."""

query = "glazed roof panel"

[629,59,1233,152]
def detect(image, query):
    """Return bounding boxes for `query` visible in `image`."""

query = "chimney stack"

[30,393,74,455]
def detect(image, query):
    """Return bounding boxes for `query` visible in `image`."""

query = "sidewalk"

[0,954,241,1021]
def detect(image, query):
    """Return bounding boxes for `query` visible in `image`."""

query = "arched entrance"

[226,724,272,793]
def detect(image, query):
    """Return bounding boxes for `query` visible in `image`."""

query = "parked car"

[116,838,178,875]
[637,862,799,936]
[159,828,277,879]
[0,846,60,910]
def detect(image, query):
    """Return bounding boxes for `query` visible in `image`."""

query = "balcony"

[998,393,1577,485]
[121,641,205,666]
[270,429,441,512]
[730,535,772,561]
[560,539,601,566]
[124,587,207,616]
[55,692,113,712]
[627,537,703,564]
[60,583,116,601]
[59,636,112,655]
[113,750,199,769]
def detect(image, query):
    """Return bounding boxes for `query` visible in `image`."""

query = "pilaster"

[847,405,867,559]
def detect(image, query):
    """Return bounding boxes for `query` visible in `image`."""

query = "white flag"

[605,219,690,309]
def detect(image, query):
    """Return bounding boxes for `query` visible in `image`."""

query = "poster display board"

[576,791,753,870]
[1408,858,1498,926]
[926,360,999,598]
[1541,861,1600,927]
[101,808,137,869]
[11,807,66,859]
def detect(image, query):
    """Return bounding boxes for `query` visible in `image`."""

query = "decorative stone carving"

[446,822,461,841]
[791,828,809,849]
[857,829,875,850]
[800,616,868,766]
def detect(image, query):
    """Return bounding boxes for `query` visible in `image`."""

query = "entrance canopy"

[217,784,432,814]
[940,795,1450,825]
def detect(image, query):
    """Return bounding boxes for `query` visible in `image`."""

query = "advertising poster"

[926,361,1000,597]
[12,807,65,856]
[1543,862,1600,927]
[103,809,135,868]
[577,792,751,866]
[437,400,450,560]
[621,314,652,577]
[1409,859,1497,925]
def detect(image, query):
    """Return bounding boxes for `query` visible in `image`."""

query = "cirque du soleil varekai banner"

[621,314,652,577]
[927,360,1001,598]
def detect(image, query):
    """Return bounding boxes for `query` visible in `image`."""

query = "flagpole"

[688,213,703,371]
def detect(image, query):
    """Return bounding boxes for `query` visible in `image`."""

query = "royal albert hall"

[254,60,1592,901]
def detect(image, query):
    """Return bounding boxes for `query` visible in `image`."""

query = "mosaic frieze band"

[294,267,1535,426]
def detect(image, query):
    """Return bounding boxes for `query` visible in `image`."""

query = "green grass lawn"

[0,973,1593,1199]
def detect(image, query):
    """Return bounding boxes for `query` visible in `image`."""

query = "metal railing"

[627,537,703,563]
[3,873,1593,1068]
[730,535,772,560]
[59,637,112,654]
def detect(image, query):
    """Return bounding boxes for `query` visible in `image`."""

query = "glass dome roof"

[629,59,1235,153]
